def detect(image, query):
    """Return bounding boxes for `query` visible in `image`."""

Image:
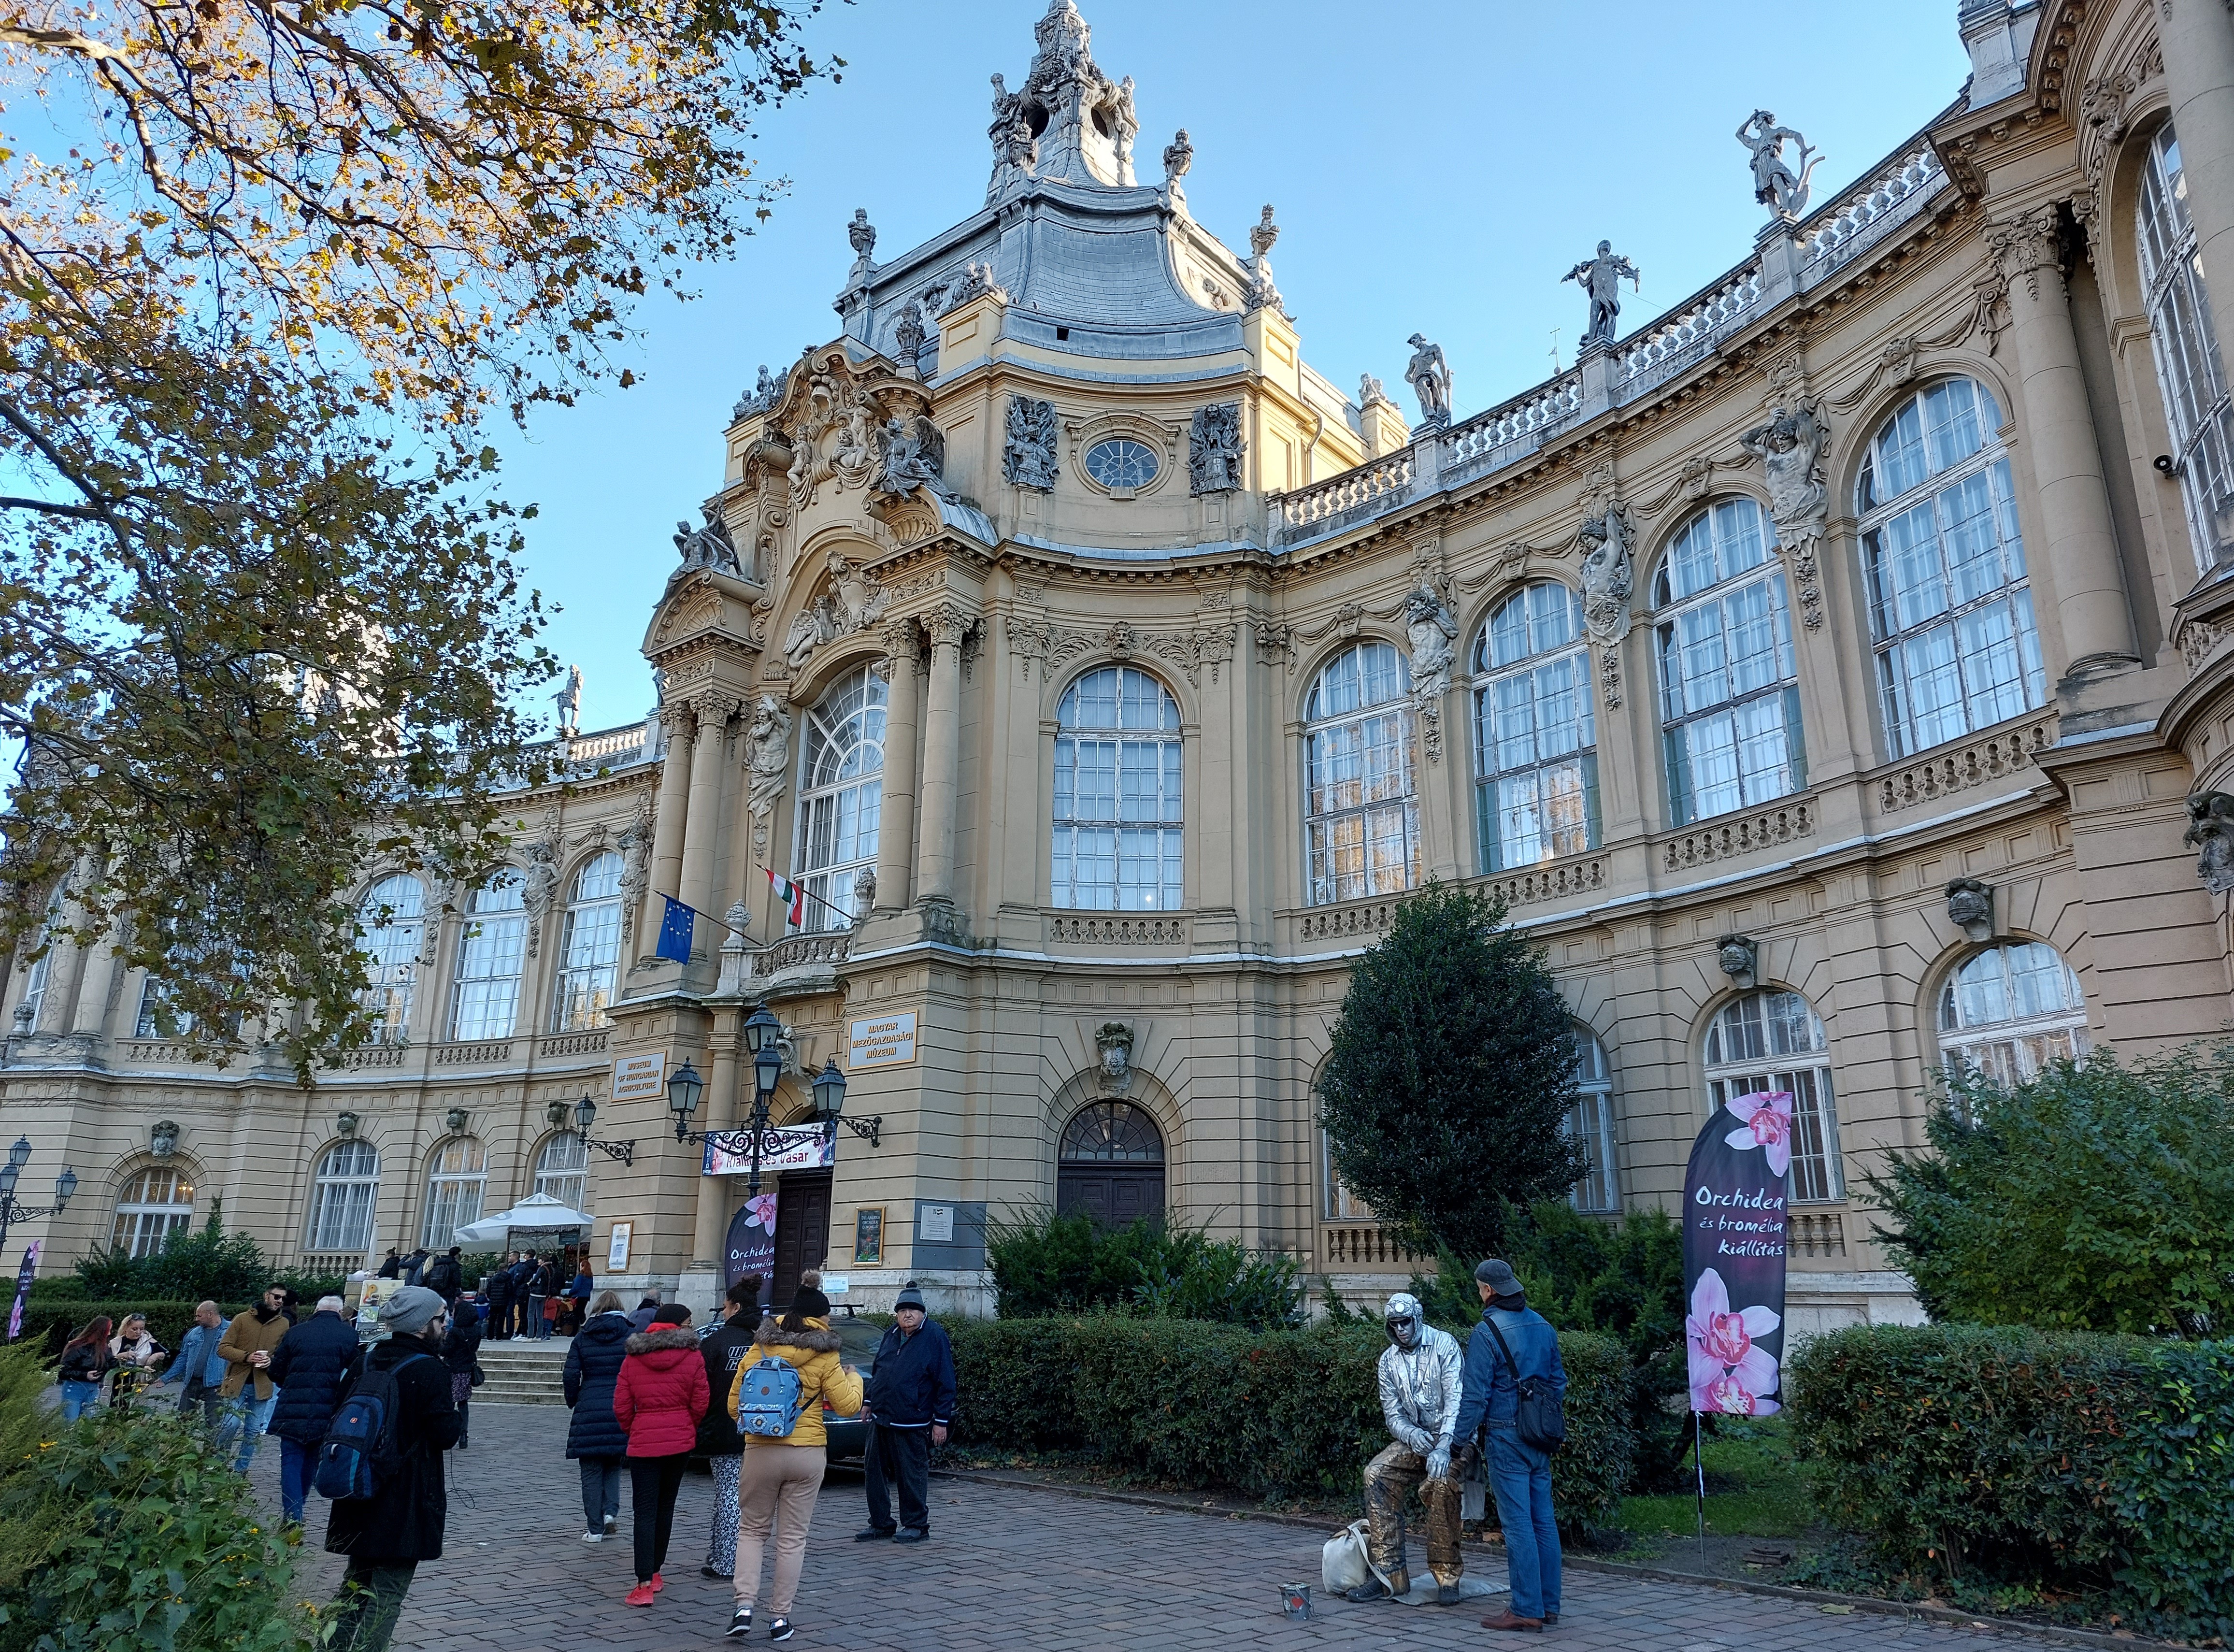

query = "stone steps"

[471,1339,572,1407]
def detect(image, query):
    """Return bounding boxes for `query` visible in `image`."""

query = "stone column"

[677,698,735,933]
[690,1009,740,1270]
[69,925,119,1039]
[643,705,696,945]
[873,620,922,914]
[913,605,974,906]
[2162,0,2234,375]
[1991,207,2138,674]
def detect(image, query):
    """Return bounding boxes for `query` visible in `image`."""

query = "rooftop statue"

[875,412,959,502]
[552,664,584,740]
[846,208,876,280]
[1737,110,1822,220]
[1163,128,1193,187]
[1404,334,1452,427]
[1562,240,1641,349]
[1114,76,1139,184]
[672,509,740,577]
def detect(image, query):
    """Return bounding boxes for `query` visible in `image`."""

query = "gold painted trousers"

[1362,1441,1464,1588]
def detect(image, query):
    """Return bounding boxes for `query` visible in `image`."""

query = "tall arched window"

[550,853,623,1030]
[1703,989,1843,1204]
[111,1166,194,1257]
[796,666,887,932]
[15,888,61,1032]
[1655,499,1803,825]
[306,1140,381,1255]
[449,870,526,1040]
[1568,1030,1618,1214]
[1052,666,1183,910]
[2139,123,2234,570]
[1937,941,2090,1087]
[1473,583,1597,871]
[1859,378,2044,756]
[1304,641,1418,905]
[1056,1100,1165,1223]
[357,874,424,1046]
[532,1132,589,1210]
[135,973,195,1039]
[420,1138,486,1250]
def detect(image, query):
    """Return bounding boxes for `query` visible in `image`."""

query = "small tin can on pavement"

[1279,1583,1312,1620]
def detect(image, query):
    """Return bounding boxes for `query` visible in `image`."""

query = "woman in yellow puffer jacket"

[722,1274,862,1643]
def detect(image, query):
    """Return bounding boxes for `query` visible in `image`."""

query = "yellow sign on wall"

[849,1011,917,1069]
[612,1052,666,1102]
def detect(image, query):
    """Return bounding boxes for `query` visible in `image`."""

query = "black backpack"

[1484,1318,1566,1455]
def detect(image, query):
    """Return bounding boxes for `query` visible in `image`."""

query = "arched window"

[550,853,623,1031]
[1568,1030,1618,1213]
[2139,123,2234,570]
[1703,989,1843,1204]
[449,870,526,1040]
[111,1166,194,1257]
[532,1132,589,1211]
[15,888,61,1032]
[1655,499,1803,825]
[420,1138,486,1250]
[1859,378,2044,756]
[796,666,887,932]
[1052,667,1183,910]
[135,973,195,1040]
[1304,641,1418,905]
[357,874,424,1046]
[306,1140,381,1255]
[1937,941,2090,1087]
[1472,583,1597,871]
[1055,1100,1165,1223]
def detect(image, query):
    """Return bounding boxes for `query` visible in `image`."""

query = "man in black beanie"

[856,1281,955,1544]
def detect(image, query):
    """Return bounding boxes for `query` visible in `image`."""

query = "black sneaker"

[768,1619,794,1643]
[1343,1580,1392,1603]
[725,1609,752,1638]
[702,1566,732,1580]
[853,1525,896,1542]
[1544,1613,1560,1625]
[893,1527,929,1544]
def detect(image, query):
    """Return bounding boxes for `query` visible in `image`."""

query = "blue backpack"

[315,1350,431,1501]
[734,1356,804,1439]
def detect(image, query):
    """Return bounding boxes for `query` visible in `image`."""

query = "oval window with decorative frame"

[1084,438,1159,495]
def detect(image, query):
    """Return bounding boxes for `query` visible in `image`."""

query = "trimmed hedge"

[1789,1323,2234,1639]
[944,1316,1633,1529]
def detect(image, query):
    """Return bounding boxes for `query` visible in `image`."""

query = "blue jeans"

[59,1379,101,1421]
[1488,1423,1561,1620]
[218,1391,278,1472]
[280,1436,315,1524]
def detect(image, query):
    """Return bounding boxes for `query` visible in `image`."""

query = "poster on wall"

[702,1125,834,1178]
[723,1191,778,1303]
[607,1221,633,1272]
[1681,1090,1792,1417]
[849,1011,917,1069]
[852,1207,885,1265]
[612,1052,666,1103]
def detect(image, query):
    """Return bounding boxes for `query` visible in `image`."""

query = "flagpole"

[1693,1408,1709,1574]
[652,892,754,945]
[766,867,857,927]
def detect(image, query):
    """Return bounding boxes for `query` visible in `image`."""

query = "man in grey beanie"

[1452,1259,1568,1631]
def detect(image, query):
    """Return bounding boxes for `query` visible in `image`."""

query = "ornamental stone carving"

[845,207,876,280]
[1163,128,1192,187]
[784,599,840,673]
[616,789,654,941]
[1003,395,1060,490]
[1359,373,1391,410]
[1987,206,2062,301]
[1742,393,1831,631]
[1188,402,1245,494]
[1945,877,1994,942]
[733,364,780,421]
[1576,500,1636,650]
[1095,1020,1135,1095]
[1403,582,1460,763]
[874,412,957,502]
[671,509,740,578]
[1245,205,1285,316]
[2184,793,2234,895]
[1404,334,1451,427]
[1737,110,1823,219]
[1563,240,1641,348]
[521,833,561,959]
[1716,934,1759,989]
[745,697,793,858]
[892,302,927,375]
[942,260,1009,313]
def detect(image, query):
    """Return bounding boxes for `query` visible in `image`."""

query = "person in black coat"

[563,1292,634,1542]
[421,1247,464,1303]
[483,1255,515,1340]
[325,1285,460,1652]
[377,1250,402,1280]
[266,1296,362,1529]
[859,1283,957,1543]
[439,1297,484,1449]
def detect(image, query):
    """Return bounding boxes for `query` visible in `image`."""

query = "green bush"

[67,1204,343,1307]
[0,1348,317,1652]
[985,1211,1300,1329]
[944,1315,1632,1530]
[1868,1047,2234,1336]
[1788,1323,2234,1640]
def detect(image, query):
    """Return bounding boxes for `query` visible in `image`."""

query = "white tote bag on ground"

[1320,1519,1380,1594]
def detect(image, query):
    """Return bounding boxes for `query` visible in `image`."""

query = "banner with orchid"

[1682,1090,1792,1416]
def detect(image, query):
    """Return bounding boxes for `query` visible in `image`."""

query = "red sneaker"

[650,1573,665,1595]
[625,1583,656,1608]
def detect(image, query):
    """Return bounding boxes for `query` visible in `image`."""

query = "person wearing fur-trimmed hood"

[611,1303,710,1606]
[1351,1292,1466,1605]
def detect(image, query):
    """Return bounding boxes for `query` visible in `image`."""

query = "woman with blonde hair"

[723,1273,861,1643]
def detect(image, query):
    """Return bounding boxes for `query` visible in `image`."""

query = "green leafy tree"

[1317,881,1585,1258]
[1869,1047,2234,1336]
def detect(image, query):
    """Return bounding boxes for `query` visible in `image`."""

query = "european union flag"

[656,895,696,963]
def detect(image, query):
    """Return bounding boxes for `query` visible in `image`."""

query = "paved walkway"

[249,1404,2088,1651]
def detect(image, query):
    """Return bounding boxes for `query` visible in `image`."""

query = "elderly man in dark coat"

[324,1285,461,1652]
[266,1294,361,1529]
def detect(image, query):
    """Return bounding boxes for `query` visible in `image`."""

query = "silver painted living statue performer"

[1736,109,1823,218]
[1404,334,1452,426]
[1562,241,1641,348]
[1347,1293,1465,1605]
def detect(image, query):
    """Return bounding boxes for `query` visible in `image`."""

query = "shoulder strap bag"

[1484,1317,1566,1455]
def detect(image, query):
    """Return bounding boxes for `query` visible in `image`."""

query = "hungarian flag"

[768,868,808,928]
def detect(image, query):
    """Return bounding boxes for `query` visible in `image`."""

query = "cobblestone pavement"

[248,1403,2083,1652]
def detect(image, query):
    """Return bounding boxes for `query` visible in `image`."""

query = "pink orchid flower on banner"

[744,1193,779,1234]
[1686,1267,1782,1416]
[1722,1090,1794,1180]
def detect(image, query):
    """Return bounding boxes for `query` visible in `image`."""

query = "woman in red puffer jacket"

[611,1304,710,1605]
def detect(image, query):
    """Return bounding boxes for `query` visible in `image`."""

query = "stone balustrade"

[536,1030,610,1059]
[1486,852,1608,912]
[1797,139,1948,280]
[1789,1210,1846,1258]
[1292,895,1403,948]
[1268,451,1413,538]
[1614,264,1766,397]
[1659,797,1817,872]
[1046,913,1190,948]
[1320,1223,1422,1270]
[752,931,853,976]
[433,1038,516,1066]
[1877,717,2057,813]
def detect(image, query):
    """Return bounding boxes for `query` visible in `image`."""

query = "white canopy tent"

[453,1191,594,1248]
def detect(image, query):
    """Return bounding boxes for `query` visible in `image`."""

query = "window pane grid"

[1053,668,1184,911]
[2140,125,2234,570]
[1704,990,1841,1204]
[1567,1030,1618,1214]
[1936,941,2090,1089]
[1472,584,1599,872]
[794,668,888,934]
[1304,644,1418,905]
[307,1142,380,1255]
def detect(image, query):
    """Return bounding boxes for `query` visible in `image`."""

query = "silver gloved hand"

[1425,1444,1451,1481]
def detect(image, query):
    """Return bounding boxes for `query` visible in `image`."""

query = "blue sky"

[510,0,1973,734]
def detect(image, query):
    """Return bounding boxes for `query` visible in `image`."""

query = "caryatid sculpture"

[1562,241,1641,349]
[1736,110,1823,220]
[1404,334,1452,427]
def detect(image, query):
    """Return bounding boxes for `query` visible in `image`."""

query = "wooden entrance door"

[771,1169,833,1305]
[1054,1100,1166,1225]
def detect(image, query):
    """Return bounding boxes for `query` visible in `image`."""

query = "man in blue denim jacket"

[1450,1258,1566,1632]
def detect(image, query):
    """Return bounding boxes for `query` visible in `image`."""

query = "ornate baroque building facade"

[7,0,2234,1328]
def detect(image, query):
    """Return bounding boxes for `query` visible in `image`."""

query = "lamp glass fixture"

[7,1137,29,1171]
[0,1164,17,1199]
[667,1060,703,1120]
[742,1005,780,1056]
[811,1058,847,1122]
[573,1094,596,1135]
[54,1167,76,1206]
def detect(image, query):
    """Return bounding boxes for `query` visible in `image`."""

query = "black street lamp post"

[0,1136,77,1258]
[566,1095,636,1168]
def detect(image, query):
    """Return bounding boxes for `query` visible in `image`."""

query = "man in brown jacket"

[216,1284,291,1472]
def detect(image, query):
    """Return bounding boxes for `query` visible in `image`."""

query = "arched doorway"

[1055,1101,1165,1223]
